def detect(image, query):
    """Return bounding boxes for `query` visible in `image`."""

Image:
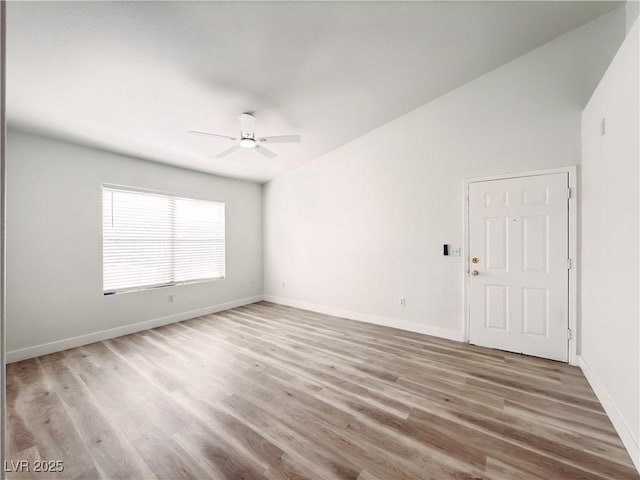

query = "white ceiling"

[7,1,620,183]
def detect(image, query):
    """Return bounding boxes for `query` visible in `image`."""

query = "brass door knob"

[471,270,479,276]
[472,257,479,264]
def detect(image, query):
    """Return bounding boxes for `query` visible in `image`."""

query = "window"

[102,186,225,294]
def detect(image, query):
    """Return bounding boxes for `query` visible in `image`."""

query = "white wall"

[580,19,639,471]
[6,130,263,360]
[263,8,626,338]
[0,1,7,471]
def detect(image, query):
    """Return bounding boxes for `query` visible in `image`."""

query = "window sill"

[103,277,225,296]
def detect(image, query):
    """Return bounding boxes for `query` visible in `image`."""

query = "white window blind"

[102,186,225,293]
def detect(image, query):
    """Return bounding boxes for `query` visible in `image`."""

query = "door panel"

[485,285,508,330]
[522,214,548,273]
[522,287,548,337]
[485,217,509,270]
[468,173,568,361]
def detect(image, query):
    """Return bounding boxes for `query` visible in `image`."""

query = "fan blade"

[258,135,301,144]
[215,145,241,158]
[255,145,278,159]
[239,113,256,137]
[188,130,237,141]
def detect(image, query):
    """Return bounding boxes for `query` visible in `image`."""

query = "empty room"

[0,0,638,479]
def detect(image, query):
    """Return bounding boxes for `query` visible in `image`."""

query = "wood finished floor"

[6,302,639,480]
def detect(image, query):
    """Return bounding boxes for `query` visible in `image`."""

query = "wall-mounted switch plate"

[449,247,462,256]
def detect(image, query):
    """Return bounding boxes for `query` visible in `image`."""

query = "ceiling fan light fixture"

[188,113,299,159]
[239,137,256,149]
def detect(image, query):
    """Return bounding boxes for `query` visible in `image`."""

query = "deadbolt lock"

[471,257,479,264]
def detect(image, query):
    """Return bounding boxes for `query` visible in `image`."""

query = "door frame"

[463,166,578,365]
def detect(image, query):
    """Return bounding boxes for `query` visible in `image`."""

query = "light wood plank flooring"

[7,302,639,479]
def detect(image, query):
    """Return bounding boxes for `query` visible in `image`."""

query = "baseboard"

[6,295,264,363]
[263,295,464,342]
[578,355,640,472]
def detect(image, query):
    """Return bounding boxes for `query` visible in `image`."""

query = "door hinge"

[568,187,573,199]
[567,328,572,340]
[567,258,572,270]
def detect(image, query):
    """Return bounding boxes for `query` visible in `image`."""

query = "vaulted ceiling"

[7,1,620,183]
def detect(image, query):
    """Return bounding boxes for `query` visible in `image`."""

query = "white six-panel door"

[468,173,569,362]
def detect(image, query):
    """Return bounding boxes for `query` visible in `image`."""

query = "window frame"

[101,184,226,295]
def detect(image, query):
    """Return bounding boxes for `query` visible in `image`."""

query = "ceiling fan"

[188,113,301,159]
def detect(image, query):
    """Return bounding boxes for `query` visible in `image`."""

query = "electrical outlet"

[168,294,174,303]
[399,297,406,307]
[449,246,462,256]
